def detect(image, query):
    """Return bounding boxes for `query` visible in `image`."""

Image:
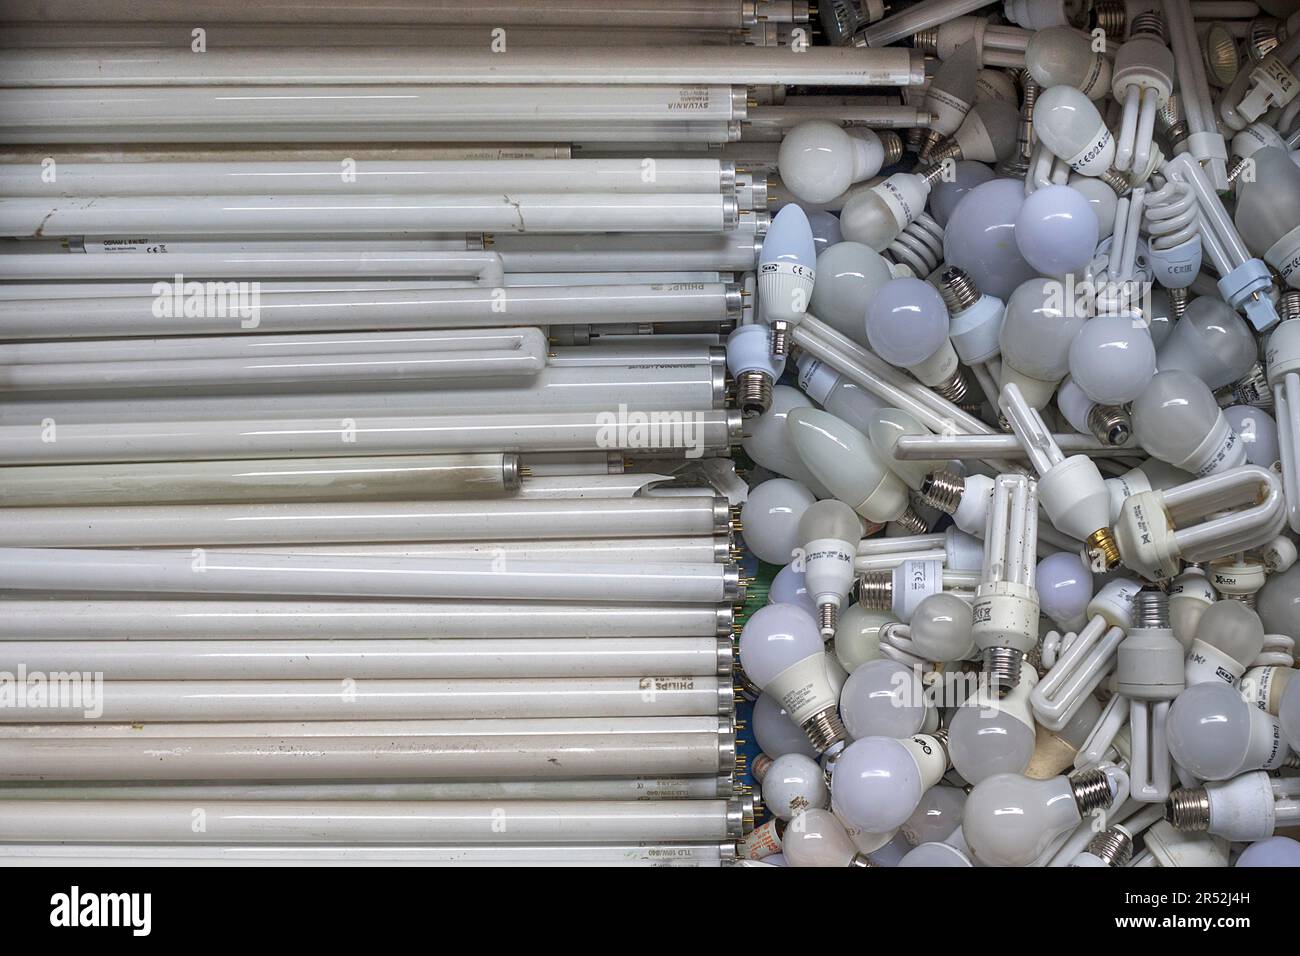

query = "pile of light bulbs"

[736,0,1300,868]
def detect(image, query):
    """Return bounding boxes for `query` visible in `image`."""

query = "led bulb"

[1156,296,1259,390]
[753,691,819,760]
[1034,84,1116,177]
[999,277,1089,408]
[805,208,843,256]
[1186,599,1266,686]
[1026,25,1112,100]
[943,178,1039,300]
[770,562,817,618]
[929,99,1022,166]
[1237,836,1300,867]
[900,785,966,846]
[948,667,1039,783]
[726,324,785,418]
[831,734,949,833]
[782,808,870,867]
[928,160,995,227]
[1167,680,1293,779]
[1233,147,1300,290]
[1068,174,1119,240]
[1036,551,1094,633]
[740,478,816,566]
[1014,183,1101,277]
[743,385,830,495]
[839,658,933,740]
[833,603,895,673]
[864,277,966,402]
[739,603,847,755]
[760,204,818,355]
[839,171,937,252]
[908,592,975,662]
[808,241,893,344]
[1131,370,1247,476]
[1222,406,1279,468]
[964,770,1116,867]
[924,40,979,137]
[797,499,864,637]
[761,752,830,821]
[787,406,910,524]
[778,121,888,205]
[1281,677,1300,752]
[1068,314,1157,406]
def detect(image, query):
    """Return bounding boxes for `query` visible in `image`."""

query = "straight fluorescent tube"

[204,537,729,565]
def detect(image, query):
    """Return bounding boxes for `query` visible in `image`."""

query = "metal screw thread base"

[932,369,970,404]
[894,506,930,535]
[1086,828,1134,866]
[1168,286,1188,321]
[770,319,791,357]
[736,370,773,419]
[1157,95,1188,147]
[1226,155,1248,184]
[1087,403,1132,446]
[1284,754,1300,769]
[918,128,944,162]
[1085,527,1122,572]
[1279,290,1300,323]
[912,26,939,52]
[1134,589,1172,629]
[1129,10,1165,42]
[818,602,838,636]
[982,647,1024,698]
[800,705,848,754]
[1070,768,1115,815]
[940,267,980,314]
[880,131,904,168]
[919,469,966,515]
[1099,168,1132,195]
[858,571,892,609]
[923,140,962,171]
[1223,591,1258,609]
[905,126,927,156]
[1166,787,1212,830]
[1094,0,1126,38]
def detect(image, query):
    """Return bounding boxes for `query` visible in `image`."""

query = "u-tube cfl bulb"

[972,473,1041,695]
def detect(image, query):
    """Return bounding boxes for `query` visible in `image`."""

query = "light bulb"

[778,121,888,205]
[948,666,1039,784]
[999,277,1089,408]
[1166,771,1300,841]
[1186,599,1266,686]
[908,592,975,662]
[928,160,995,227]
[833,603,895,673]
[770,562,817,618]
[868,408,952,492]
[1132,370,1247,476]
[1169,565,1217,649]
[831,733,949,833]
[897,839,975,867]
[740,478,816,566]
[1057,375,1133,447]
[925,98,1022,167]
[1110,15,1175,174]
[900,785,966,846]
[743,385,830,496]
[1014,183,1100,277]
[1222,406,1280,469]
[1156,296,1259,390]
[739,603,848,755]
[1068,173,1119,241]
[1167,680,1294,779]
[864,277,967,403]
[753,691,819,760]
[804,208,843,256]
[1281,677,1300,752]
[973,473,1041,694]
[726,324,785,418]
[1233,146,1300,290]
[787,406,910,524]
[760,752,830,821]
[1257,562,1300,641]
[1036,551,1094,633]
[1237,836,1300,867]
[797,354,888,434]
[1033,84,1117,178]
[964,769,1116,867]
[922,40,979,141]
[839,658,934,740]
[1067,314,1157,407]
[808,241,893,344]
[839,167,945,252]
[782,808,871,867]
[798,499,865,637]
[760,204,818,356]
[1026,25,1112,100]
[943,178,1039,300]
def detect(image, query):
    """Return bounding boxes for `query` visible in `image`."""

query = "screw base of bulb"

[818,602,837,638]
[1086,828,1134,866]
[736,370,773,419]
[982,646,1023,698]
[847,853,876,868]
[1087,403,1132,447]
[1166,787,1212,830]
[918,469,965,515]
[1099,168,1132,195]
[1085,527,1122,573]
[931,369,970,405]
[1070,768,1115,815]
[1168,286,1188,321]
[769,319,791,357]
[857,571,892,610]
[893,506,930,536]
[1217,364,1273,411]
[800,705,848,755]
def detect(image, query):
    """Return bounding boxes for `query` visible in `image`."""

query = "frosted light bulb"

[760,204,818,357]
[908,592,975,662]
[943,178,1039,300]
[948,667,1039,783]
[770,562,817,618]
[1026,25,1113,100]
[1186,600,1266,686]
[1014,184,1101,277]
[999,277,1089,408]
[798,499,865,637]
[973,474,1042,693]
[743,385,830,495]
[1068,174,1119,241]
[797,355,888,434]
[804,208,843,256]
[831,734,949,833]
[900,785,966,846]
[839,658,934,740]
[868,408,952,491]
[898,839,975,867]
[787,406,910,524]
[1281,677,1300,752]
[1257,563,1300,641]
[1222,406,1280,468]
[778,121,888,205]
[783,808,871,867]
[1167,680,1294,779]
[740,478,816,565]
[1036,551,1093,633]
[833,603,895,673]
[739,603,848,755]
[923,40,979,140]
[1233,147,1300,290]
[1057,375,1133,447]
[1237,836,1300,867]
[761,752,830,821]
[864,277,967,403]
[1132,370,1247,476]
[928,160,995,227]
[753,692,819,760]
[1168,566,1217,649]
[1156,296,1259,390]
[726,324,785,418]
[808,241,893,343]
[1068,314,1157,406]
[1034,84,1117,178]
[925,99,1022,167]
[964,769,1116,867]
[839,168,945,252]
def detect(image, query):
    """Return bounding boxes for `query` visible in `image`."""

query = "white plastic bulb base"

[803,537,857,638]
[759,262,816,326]
[766,655,848,755]
[1037,454,1119,571]
[973,580,1040,693]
